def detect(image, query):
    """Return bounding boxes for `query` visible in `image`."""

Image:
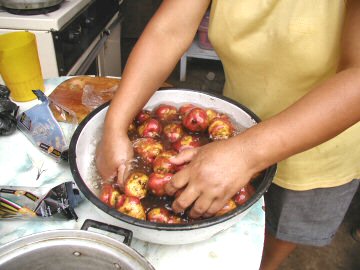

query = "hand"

[95,131,134,188]
[165,137,254,218]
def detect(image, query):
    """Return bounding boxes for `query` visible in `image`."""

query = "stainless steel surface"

[1,0,63,10]
[0,229,155,270]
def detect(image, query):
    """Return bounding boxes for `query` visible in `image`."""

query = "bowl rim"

[69,88,277,231]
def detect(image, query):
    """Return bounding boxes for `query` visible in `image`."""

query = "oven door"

[67,12,123,77]
[52,0,123,77]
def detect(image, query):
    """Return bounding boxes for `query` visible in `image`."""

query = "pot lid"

[0,229,155,270]
[1,0,64,10]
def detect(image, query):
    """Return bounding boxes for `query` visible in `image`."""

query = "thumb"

[117,160,131,189]
[170,148,198,165]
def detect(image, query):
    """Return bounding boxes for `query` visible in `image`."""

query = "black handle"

[60,149,69,162]
[81,219,133,246]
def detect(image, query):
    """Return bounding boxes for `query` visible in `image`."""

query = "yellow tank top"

[208,0,360,190]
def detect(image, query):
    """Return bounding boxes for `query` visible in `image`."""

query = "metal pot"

[0,219,155,270]
[68,89,277,245]
[1,0,63,10]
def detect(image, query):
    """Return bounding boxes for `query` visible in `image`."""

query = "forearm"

[104,35,184,135]
[104,0,210,134]
[237,67,360,174]
[105,30,189,131]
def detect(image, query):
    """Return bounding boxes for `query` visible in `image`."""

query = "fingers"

[170,148,198,165]
[165,168,232,217]
[96,135,134,188]
[171,184,201,213]
[203,198,229,218]
[95,156,115,181]
[165,168,190,196]
[116,161,128,188]
[165,167,202,213]
[95,141,115,180]
[188,193,213,219]
[173,188,229,218]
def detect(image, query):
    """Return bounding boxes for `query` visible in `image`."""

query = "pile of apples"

[99,103,256,224]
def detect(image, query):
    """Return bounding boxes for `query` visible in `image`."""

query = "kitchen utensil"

[0,219,155,270]
[68,89,277,245]
[1,0,64,12]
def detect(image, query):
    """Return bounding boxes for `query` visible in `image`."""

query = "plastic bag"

[17,90,78,161]
[0,181,82,220]
[81,83,117,110]
[0,85,18,136]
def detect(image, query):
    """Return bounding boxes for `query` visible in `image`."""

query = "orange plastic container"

[0,31,44,102]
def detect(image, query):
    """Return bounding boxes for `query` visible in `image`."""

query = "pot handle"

[81,219,133,246]
[59,149,69,162]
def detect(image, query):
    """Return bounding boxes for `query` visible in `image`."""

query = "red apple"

[233,184,256,206]
[208,117,234,140]
[167,215,183,224]
[135,110,151,125]
[124,172,149,199]
[115,194,127,209]
[205,108,219,123]
[117,196,146,220]
[153,150,178,174]
[99,183,120,208]
[128,122,136,133]
[147,207,170,223]
[163,123,184,143]
[215,199,237,217]
[179,104,196,119]
[182,107,209,132]
[172,135,201,152]
[206,109,231,123]
[133,138,164,164]
[138,118,162,138]
[154,104,178,121]
[148,173,173,196]
[218,113,231,121]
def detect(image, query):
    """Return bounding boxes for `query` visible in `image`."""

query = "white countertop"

[0,0,92,31]
[0,77,265,270]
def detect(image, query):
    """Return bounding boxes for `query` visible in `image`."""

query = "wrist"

[232,124,275,176]
[103,106,132,136]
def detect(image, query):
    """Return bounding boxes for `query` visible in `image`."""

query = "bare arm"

[96,0,211,182]
[106,0,210,131]
[166,0,360,217]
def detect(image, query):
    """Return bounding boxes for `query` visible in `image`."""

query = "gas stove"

[0,0,123,81]
[0,0,92,31]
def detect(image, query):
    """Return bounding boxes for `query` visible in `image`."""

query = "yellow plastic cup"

[0,31,44,102]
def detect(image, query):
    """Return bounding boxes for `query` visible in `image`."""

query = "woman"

[96,1,360,269]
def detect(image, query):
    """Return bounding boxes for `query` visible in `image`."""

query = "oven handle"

[73,14,123,75]
[73,32,108,75]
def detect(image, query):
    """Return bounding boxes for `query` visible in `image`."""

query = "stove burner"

[3,4,62,15]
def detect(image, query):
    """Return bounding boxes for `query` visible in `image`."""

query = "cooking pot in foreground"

[69,89,277,245]
[0,219,155,270]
